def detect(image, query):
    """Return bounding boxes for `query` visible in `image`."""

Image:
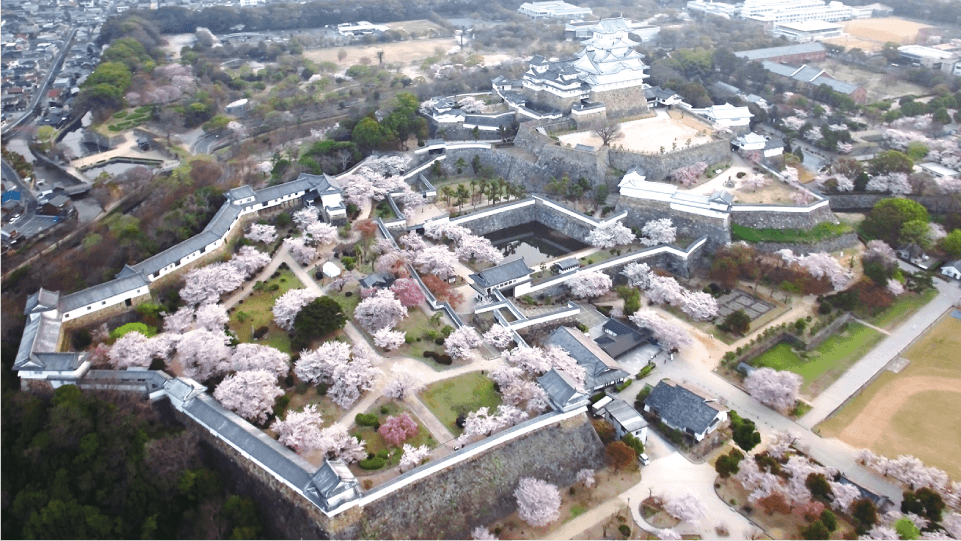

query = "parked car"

[639,453,650,466]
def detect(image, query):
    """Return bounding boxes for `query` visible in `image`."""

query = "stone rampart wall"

[827,193,961,214]
[449,198,597,242]
[532,200,596,242]
[590,86,650,118]
[615,196,731,251]
[354,414,606,540]
[609,138,732,181]
[730,201,837,230]
[751,232,859,255]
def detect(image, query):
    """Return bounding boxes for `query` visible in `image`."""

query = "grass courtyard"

[419,372,502,435]
[819,314,961,479]
[862,288,938,330]
[348,401,438,472]
[749,322,884,397]
[228,266,304,354]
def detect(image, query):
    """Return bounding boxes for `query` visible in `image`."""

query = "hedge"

[359,457,386,470]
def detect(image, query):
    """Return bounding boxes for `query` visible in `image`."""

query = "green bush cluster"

[109,322,158,339]
[355,413,380,429]
[359,457,386,470]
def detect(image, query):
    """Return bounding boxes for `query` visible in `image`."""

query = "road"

[192,129,228,155]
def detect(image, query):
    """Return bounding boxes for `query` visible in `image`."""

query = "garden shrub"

[253,326,270,340]
[110,322,157,339]
[359,457,386,470]
[435,354,453,365]
[273,395,290,417]
[355,413,380,428]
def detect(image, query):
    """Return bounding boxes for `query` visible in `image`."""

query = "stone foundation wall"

[615,196,731,251]
[730,202,837,230]
[827,193,961,214]
[590,86,649,118]
[451,198,596,243]
[524,88,583,115]
[750,232,860,255]
[352,414,606,540]
[608,138,732,181]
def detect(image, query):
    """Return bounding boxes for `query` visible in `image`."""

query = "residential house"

[693,103,753,131]
[546,326,630,392]
[40,193,72,216]
[941,260,961,280]
[468,258,534,296]
[595,318,653,359]
[643,379,728,442]
[594,395,648,441]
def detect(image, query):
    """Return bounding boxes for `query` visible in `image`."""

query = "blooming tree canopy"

[230,343,290,377]
[247,223,278,244]
[390,278,425,307]
[180,262,245,306]
[284,237,317,266]
[383,367,425,400]
[214,370,285,424]
[576,469,595,488]
[354,288,407,332]
[514,478,561,527]
[680,290,720,321]
[108,332,173,369]
[400,443,432,472]
[587,222,636,249]
[445,326,483,360]
[741,174,771,192]
[622,262,652,289]
[483,324,515,350]
[505,346,585,384]
[796,252,851,290]
[378,413,418,446]
[458,405,528,445]
[412,245,459,280]
[663,492,708,525]
[471,526,497,540]
[177,328,232,381]
[641,218,677,247]
[886,279,905,296]
[305,222,338,246]
[295,343,379,408]
[272,288,320,331]
[629,310,693,351]
[671,162,708,187]
[230,246,271,279]
[744,367,802,413]
[569,270,612,298]
[373,328,406,351]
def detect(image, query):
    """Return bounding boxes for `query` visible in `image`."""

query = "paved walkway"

[852,317,891,336]
[799,277,959,428]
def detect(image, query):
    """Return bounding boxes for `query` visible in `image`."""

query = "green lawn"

[731,222,853,244]
[750,322,884,397]
[228,267,303,354]
[349,401,437,465]
[394,307,456,370]
[419,372,502,435]
[864,288,938,330]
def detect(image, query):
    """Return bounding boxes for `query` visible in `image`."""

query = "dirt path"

[546,498,625,541]
[834,376,961,448]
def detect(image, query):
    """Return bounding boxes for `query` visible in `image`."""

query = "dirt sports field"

[303,37,460,67]
[824,17,932,52]
[818,313,961,479]
[558,109,713,153]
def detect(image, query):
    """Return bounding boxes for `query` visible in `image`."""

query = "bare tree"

[592,120,623,147]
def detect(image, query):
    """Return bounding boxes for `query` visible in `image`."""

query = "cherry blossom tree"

[641,219,677,246]
[284,237,317,266]
[622,262,652,289]
[576,469,595,488]
[837,142,854,154]
[247,223,278,244]
[271,404,326,453]
[194,303,229,331]
[177,329,232,381]
[230,343,290,377]
[483,324,515,350]
[375,249,409,274]
[362,154,411,177]
[390,278,426,307]
[796,252,851,290]
[735,457,785,503]
[455,235,504,265]
[395,188,426,219]
[867,173,913,195]
[654,528,682,540]
[458,405,528,445]
[741,174,771,192]
[458,96,486,113]
[860,525,899,540]
[744,367,802,413]
[514,478,561,527]
[412,246,459,280]
[445,326,483,360]
[373,328,406,351]
[671,162,708,187]
[865,240,897,264]
[378,413,418,446]
[646,275,687,306]
[180,262,245,306]
[782,167,799,186]
[828,480,862,512]
[108,332,173,369]
[305,222,338,246]
[629,310,693,351]
[805,128,824,143]
[886,279,905,296]
[383,367,424,400]
[569,270,612,298]
[293,206,321,230]
[230,246,271,278]
[505,346,586,385]
[680,291,719,321]
[227,120,247,138]
[272,288,320,331]
[767,429,797,460]
[471,526,497,540]
[214,370,285,424]
[791,190,815,205]
[295,343,379,408]
[941,512,961,539]
[663,492,708,525]
[163,306,196,333]
[400,443,432,472]
[587,222,636,249]
[399,230,428,251]
[783,116,805,131]
[354,288,408,332]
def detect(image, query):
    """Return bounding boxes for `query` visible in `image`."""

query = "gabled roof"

[537,368,589,409]
[596,318,651,358]
[358,272,393,289]
[600,397,647,433]
[59,272,149,312]
[469,258,534,290]
[644,380,725,436]
[547,327,629,390]
[306,459,358,502]
[228,185,256,200]
[942,259,961,270]
[25,287,59,314]
[735,42,825,61]
[554,257,579,270]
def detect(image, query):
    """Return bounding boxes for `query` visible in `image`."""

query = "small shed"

[552,257,579,275]
[941,260,961,280]
[322,261,342,279]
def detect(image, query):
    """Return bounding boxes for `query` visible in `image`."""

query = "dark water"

[484,223,587,266]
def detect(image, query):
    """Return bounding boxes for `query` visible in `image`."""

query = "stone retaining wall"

[608,138,732,181]
[751,232,859,255]
[353,414,606,540]
[730,201,836,230]
[827,193,961,214]
[615,196,731,250]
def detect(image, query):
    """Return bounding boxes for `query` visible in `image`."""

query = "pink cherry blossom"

[514,478,561,527]
[213,370,284,424]
[272,288,320,331]
[247,223,278,244]
[744,367,802,413]
[587,221,636,249]
[641,218,677,246]
[569,270,612,298]
[445,326,483,360]
[354,288,408,332]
